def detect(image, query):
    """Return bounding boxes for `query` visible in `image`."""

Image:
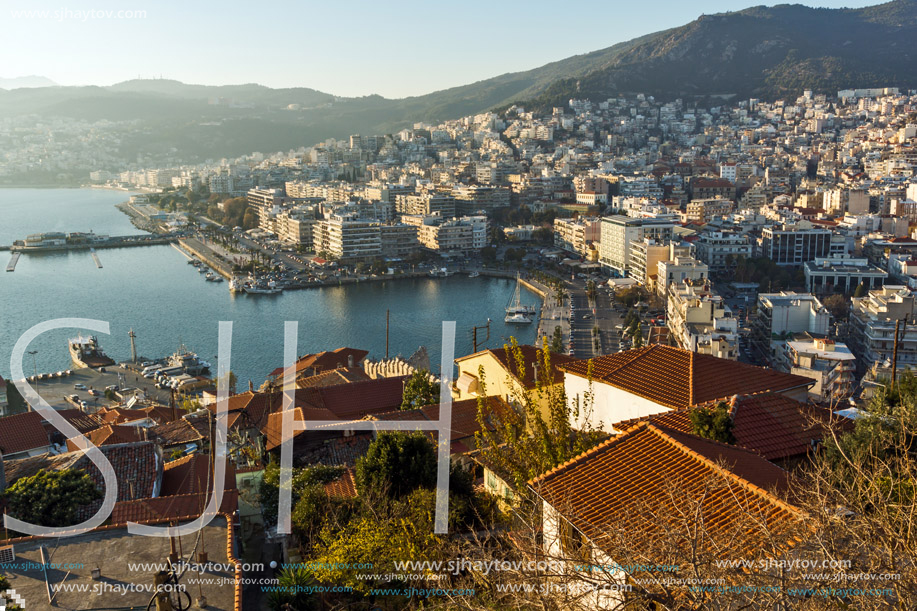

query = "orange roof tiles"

[161,453,237,497]
[0,411,51,456]
[323,468,357,499]
[110,490,239,524]
[530,423,799,556]
[613,392,842,461]
[559,345,813,409]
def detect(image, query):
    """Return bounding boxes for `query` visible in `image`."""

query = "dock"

[90,248,103,268]
[6,252,20,272]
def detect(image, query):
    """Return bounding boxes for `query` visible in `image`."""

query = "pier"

[10,235,174,253]
[90,248,103,268]
[6,252,20,272]
[177,238,234,279]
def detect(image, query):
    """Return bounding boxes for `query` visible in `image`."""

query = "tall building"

[849,286,917,373]
[752,292,831,363]
[758,224,846,266]
[598,216,673,276]
[694,231,753,272]
[553,217,601,258]
[666,282,738,360]
[313,214,382,261]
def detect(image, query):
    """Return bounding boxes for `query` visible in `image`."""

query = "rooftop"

[560,345,813,410]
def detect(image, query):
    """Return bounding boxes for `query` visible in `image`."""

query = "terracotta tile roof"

[66,425,149,451]
[269,347,369,378]
[161,453,237,497]
[297,376,408,419]
[529,423,799,556]
[456,345,581,389]
[615,393,845,461]
[323,468,357,499]
[296,367,372,389]
[50,409,103,435]
[368,397,511,451]
[296,434,373,467]
[110,490,239,524]
[0,412,51,456]
[559,345,813,410]
[149,417,207,447]
[4,442,163,521]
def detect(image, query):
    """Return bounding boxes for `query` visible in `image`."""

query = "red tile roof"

[369,397,511,449]
[297,376,407,419]
[323,468,357,499]
[269,347,369,378]
[0,411,51,456]
[66,425,149,451]
[110,490,239,524]
[161,453,237,497]
[615,393,845,461]
[149,416,207,447]
[560,345,813,409]
[50,409,103,435]
[530,423,799,556]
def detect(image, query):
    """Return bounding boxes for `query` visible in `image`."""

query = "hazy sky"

[2,0,883,98]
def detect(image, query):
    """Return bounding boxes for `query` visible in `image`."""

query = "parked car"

[74,383,87,390]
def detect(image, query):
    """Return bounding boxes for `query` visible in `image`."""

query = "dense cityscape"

[3,1,917,609]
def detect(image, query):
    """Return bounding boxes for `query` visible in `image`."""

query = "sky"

[1,0,885,98]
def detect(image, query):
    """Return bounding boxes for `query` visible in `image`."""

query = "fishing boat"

[68,335,116,369]
[505,274,535,324]
[468,271,480,278]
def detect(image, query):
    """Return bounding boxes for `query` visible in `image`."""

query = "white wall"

[566,374,670,431]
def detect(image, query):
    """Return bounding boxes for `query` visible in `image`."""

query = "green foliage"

[532,227,554,245]
[474,338,606,493]
[821,293,850,320]
[480,246,497,263]
[853,283,867,298]
[732,256,802,292]
[4,381,28,413]
[258,461,343,528]
[632,321,644,349]
[551,325,564,354]
[354,432,436,498]
[4,469,102,527]
[266,566,320,611]
[689,402,736,444]
[400,370,440,411]
[616,287,646,309]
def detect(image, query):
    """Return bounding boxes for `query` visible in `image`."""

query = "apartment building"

[379,224,419,259]
[553,217,601,257]
[395,193,456,217]
[694,231,753,272]
[781,337,856,402]
[657,257,709,296]
[451,185,511,214]
[752,292,831,363]
[313,214,383,261]
[685,198,735,223]
[598,215,674,276]
[401,214,487,254]
[758,224,846,266]
[849,285,917,373]
[666,282,738,360]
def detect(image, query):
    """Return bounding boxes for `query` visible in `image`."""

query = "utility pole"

[892,315,908,391]
[472,319,492,353]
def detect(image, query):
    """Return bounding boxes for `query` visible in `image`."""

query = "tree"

[400,369,439,410]
[632,321,644,348]
[480,246,497,263]
[474,338,605,492]
[689,401,736,444]
[4,381,28,413]
[853,282,867,298]
[354,431,436,498]
[4,469,102,527]
[551,325,564,354]
[821,293,850,320]
[219,370,238,395]
[532,226,553,245]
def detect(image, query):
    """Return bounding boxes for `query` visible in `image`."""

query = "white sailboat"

[505,275,535,324]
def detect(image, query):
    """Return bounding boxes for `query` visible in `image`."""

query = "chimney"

[248,380,254,392]
[348,354,355,368]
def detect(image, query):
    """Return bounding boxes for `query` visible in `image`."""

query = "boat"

[167,345,211,375]
[69,335,116,369]
[198,266,209,274]
[468,271,480,278]
[229,276,244,293]
[505,274,535,324]
[244,285,282,295]
[428,267,453,278]
[187,259,197,265]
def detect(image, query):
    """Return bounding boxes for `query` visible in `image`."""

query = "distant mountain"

[2,1,915,161]
[0,75,57,89]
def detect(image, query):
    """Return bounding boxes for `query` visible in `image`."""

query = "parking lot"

[24,365,173,411]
